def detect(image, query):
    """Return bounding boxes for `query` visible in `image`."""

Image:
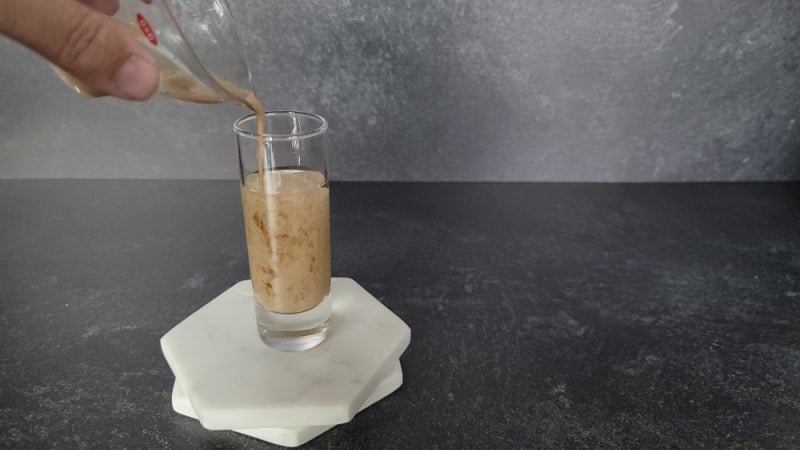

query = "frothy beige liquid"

[150,60,325,314]
[241,171,331,313]
[62,21,331,313]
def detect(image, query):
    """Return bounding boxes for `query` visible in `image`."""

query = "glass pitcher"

[55,0,253,105]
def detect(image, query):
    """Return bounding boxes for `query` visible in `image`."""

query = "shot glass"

[234,111,331,351]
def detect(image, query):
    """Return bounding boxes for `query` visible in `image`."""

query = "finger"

[0,0,159,100]
[79,0,120,16]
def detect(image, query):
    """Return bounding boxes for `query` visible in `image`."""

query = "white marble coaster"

[160,278,411,430]
[171,362,403,447]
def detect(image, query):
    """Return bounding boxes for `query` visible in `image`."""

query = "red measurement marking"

[136,13,158,46]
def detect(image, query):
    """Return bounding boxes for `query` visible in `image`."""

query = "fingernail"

[113,54,159,100]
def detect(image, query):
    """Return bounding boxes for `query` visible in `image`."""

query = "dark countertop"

[1,180,799,449]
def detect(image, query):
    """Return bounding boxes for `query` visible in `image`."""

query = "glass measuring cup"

[55,0,253,105]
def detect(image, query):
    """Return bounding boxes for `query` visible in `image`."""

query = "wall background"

[1,0,798,181]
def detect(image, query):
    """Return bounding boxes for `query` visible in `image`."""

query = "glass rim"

[233,111,329,141]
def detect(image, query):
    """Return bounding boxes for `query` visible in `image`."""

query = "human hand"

[0,0,159,100]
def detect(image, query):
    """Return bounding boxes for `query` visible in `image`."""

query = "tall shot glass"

[234,112,331,352]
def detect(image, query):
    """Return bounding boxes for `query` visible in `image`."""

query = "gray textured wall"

[1,0,799,181]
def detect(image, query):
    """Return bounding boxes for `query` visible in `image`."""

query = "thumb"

[0,0,159,100]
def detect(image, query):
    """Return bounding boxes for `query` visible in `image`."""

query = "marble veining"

[160,278,412,430]
[171,363,403,447]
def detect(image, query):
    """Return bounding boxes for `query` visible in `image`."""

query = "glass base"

[254,296,331,352]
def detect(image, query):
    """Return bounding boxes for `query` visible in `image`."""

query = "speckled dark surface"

[1,180,799,448]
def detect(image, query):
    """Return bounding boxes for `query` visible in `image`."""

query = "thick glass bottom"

[254,296,331,352]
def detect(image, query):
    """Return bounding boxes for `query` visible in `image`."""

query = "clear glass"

[234,112,331,351]
[55,0,253,104]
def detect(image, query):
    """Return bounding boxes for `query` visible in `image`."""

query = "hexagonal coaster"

[171,362,403,447]
[160,278,411,430]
